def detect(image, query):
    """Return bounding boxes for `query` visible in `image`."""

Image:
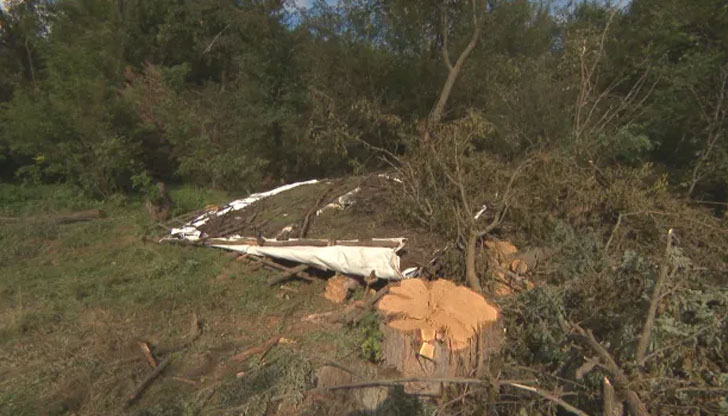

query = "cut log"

[324,275,360,304]
[375,279,501,395]
[268,264,311,286]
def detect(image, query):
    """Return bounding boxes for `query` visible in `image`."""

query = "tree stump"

[375,279,501,395]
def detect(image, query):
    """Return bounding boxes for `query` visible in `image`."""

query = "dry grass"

[0,184,383,416]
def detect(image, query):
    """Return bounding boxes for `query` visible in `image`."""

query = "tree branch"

[440,4,453,71]
[505,382,590,416]
[636,229,675,366]
[427,0,483,131]
[571,324,650,416]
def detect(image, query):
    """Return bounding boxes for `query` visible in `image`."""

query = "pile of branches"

[382,112,728,415]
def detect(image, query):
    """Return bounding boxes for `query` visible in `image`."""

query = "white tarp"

[169,179,320,241]
[164,180,417,280]
[211,238,406,280]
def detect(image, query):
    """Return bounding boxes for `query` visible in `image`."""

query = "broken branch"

[298,188,332,238]
[505,382,590,416]
[232,336,281,362]
[343,283,390,325]
[268,264,311,286]
[125,356,171,408]
[636,229,675,366]
[248,256,315,282]
[571,323,650,416]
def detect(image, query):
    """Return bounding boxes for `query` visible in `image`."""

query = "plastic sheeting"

[164,180,416,280]
[211,238,406,280]
[169,179,319,241]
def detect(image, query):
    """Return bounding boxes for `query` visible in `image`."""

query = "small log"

[268,264,311,286]
[323,275,360,304]
[249,256,313,278]
[169,376,197,386]
[232,337,281,362]
[126,356,171,407]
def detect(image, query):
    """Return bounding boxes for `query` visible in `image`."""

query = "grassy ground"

[0,184,390,416]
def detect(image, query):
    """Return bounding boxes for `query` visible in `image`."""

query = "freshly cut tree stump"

[376,279,501,395]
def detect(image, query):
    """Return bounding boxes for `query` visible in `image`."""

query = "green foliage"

[1,1,728,413]
[357,311,384,362]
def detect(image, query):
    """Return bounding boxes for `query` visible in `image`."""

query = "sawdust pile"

[377,279,498,351]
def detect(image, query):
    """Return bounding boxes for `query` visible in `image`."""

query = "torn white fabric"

[378,173,403,184]
[316,187,361,216]
[164,179,413,280]
[168,179,320,241]
[401,267,420,278]
[474,205,488,220]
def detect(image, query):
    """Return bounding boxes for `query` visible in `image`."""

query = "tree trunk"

[376,279,501,395]
[425,0,483,134]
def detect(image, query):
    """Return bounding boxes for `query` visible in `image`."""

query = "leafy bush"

[357,312,384,363]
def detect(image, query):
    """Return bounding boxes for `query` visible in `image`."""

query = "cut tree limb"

[505,382,590,416]
[268,264,311,286]
[247,256,315,281]
[636,229,675,367]
[603,377,623,416]
[314,376,536,392]
[125,356,171,408]
[571,324,650,416]
[232,337,281,362]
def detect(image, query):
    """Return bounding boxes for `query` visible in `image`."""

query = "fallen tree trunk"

[375,279,501,395]
[0,209,105,225]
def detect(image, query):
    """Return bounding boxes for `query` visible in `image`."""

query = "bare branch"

[316,376,525,391]
[440,3,453,71]
[505,382,591,416]
[427,0,484,131]
[605,213,623,252]
[636,229,676,366]
[202,23,231,55]
[570,323,650,416]
[687,63,728,197]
